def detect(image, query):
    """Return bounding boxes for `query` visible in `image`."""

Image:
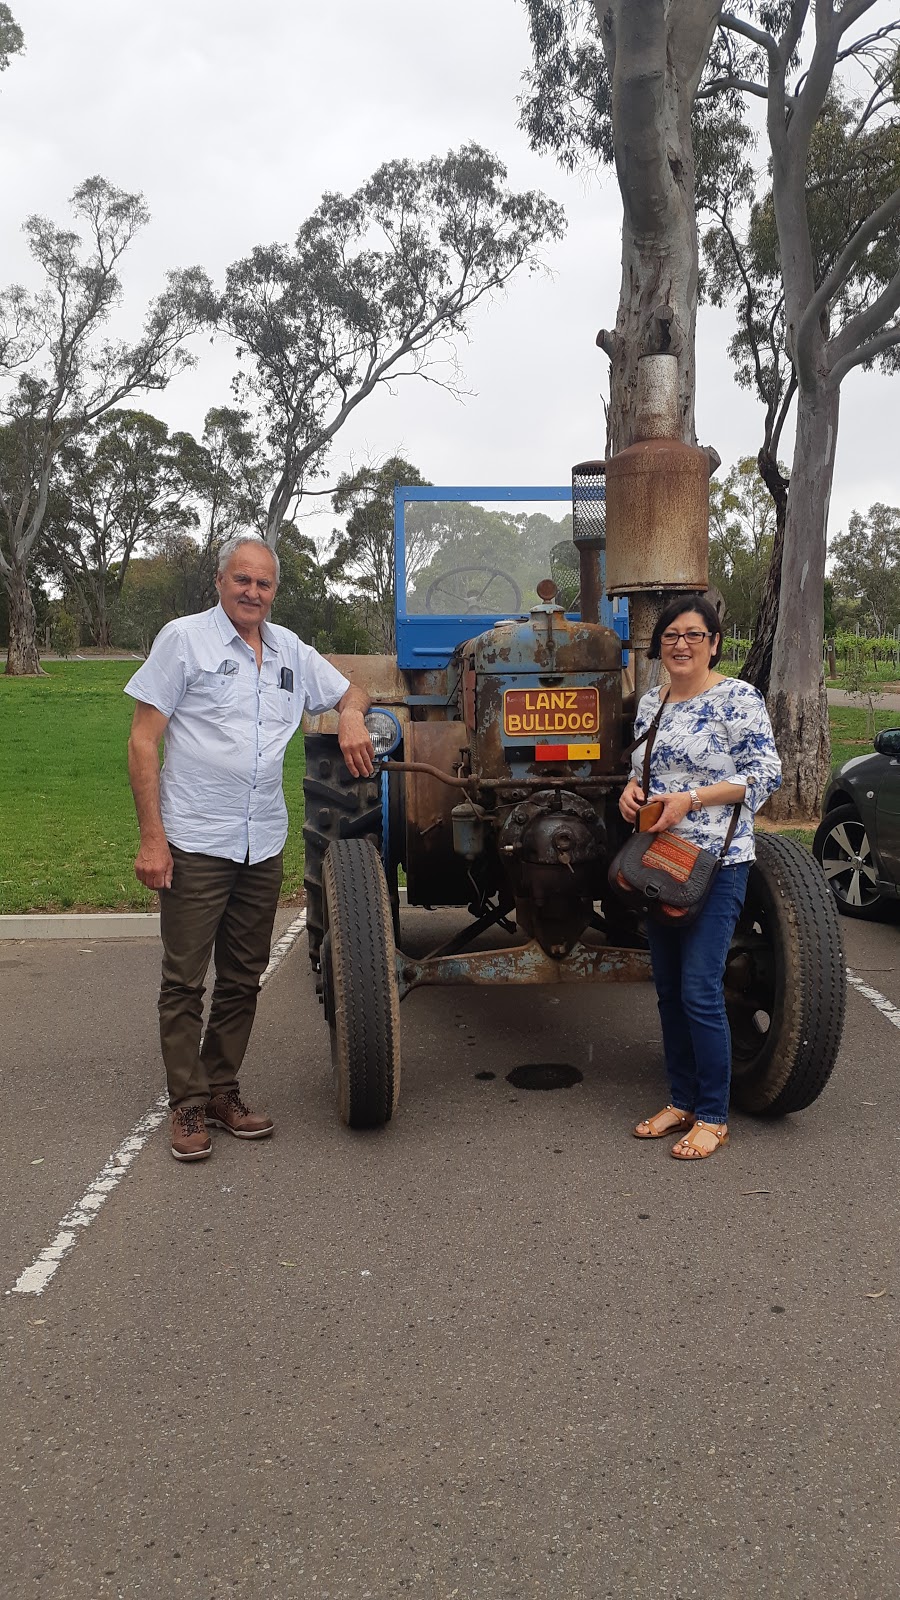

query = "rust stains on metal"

[403,721,473,907]
[397,939,652,998]
[302,653,409,736]
[323,653,407,700]
[604,437,710,596]
[383,759,470,789]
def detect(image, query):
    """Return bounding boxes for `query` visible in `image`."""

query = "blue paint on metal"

[393,485,626,671]
[380,768,390,868]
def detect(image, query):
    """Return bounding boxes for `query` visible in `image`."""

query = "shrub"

[51,608,80,657]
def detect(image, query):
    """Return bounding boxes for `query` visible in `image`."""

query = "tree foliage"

[0,176,209,672]
[273,524,369,656]
[709,456,778,634]
[41,408,197,646]
[0,4,23,75]
[326,456,429,652]
[212,145,566,542]
[829,502,900,637]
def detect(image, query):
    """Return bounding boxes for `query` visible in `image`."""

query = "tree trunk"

[3,561,46,676]
[95,578,112,649]
[741,450,789,695]
[765,385,838,821]
[606,216,700,453]
[599,0,720,452]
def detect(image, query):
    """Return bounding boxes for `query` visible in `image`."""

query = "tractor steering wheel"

[424,565,523,616]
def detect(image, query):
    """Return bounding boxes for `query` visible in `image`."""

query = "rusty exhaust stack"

[604,355,710,702]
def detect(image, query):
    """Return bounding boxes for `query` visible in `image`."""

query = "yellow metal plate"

[503,686,600,738]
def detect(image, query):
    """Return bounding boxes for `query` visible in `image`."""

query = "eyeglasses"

[660,629,712,646]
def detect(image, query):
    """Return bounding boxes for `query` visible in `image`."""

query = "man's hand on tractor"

[338,708,376,778]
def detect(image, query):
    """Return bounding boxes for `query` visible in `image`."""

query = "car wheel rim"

[820,818,880,908]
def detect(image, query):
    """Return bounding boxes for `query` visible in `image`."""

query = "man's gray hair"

[217,534,280,584]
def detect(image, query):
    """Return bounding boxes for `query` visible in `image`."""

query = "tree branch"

[828,267,900,382]
[696,76,768,100]
[719,11,779,64]
[835,0,882,37]
[800,187,900,355]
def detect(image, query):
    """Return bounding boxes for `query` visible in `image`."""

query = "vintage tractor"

[302,356,846,1128]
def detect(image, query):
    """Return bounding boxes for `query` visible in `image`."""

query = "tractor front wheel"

[726,834,846,1115]
[322,838,401,1129]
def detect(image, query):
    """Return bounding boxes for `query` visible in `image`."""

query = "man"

[125,534,374,1162]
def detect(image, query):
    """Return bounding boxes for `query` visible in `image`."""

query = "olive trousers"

[158,844,283,1109]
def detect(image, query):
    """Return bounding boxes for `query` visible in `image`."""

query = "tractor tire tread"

[303,735,381,968]
[324,838,400,1128]
[731,834,846,1116]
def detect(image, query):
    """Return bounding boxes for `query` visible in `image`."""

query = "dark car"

[813,727,900,917]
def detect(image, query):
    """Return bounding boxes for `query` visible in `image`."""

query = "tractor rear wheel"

[322,838,401,1129]
[726,834,845,1115]
[303,735,382,970]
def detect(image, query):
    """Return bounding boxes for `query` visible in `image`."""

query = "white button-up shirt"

[125,603,350,863]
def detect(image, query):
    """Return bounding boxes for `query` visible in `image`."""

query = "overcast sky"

[2,1,897,545]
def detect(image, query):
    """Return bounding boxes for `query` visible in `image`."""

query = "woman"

[619,596,781,1160]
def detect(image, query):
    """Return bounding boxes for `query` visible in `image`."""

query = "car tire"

[812,803,885,919]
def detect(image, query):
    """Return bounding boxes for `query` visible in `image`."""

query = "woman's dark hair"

[647,595,723,665]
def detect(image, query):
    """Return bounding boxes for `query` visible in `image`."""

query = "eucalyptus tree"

[0,176,209,673]
[211,144,566,544]
[326,456,429,652]
[830,503,900,637]
[703,87,900,699]
[172,406,271,613]
[41,409,197,648]
[709,456,778,634]
[521,1,900,815]
[0,4,23,75]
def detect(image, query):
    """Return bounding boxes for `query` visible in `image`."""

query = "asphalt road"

[2,908,898,1600]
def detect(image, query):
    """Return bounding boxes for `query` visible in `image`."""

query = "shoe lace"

[179,1105,206,1134]
[222,1088,250,1117]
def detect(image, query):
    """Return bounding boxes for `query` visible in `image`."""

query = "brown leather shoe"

[171,1104,212,1162]
[205,1088,274,1140]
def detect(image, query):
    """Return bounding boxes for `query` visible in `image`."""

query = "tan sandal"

[634,1104,696,1140]
[671,1120,729,1160]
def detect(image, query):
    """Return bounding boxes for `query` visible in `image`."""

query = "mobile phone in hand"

[637,799,665,832]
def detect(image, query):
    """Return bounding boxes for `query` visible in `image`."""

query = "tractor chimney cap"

[536,579,559,602]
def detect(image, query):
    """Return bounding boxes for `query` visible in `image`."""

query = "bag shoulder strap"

[639,690,669,799]
[625,687,743,859]
[717,801,743,862]
[621,689,669,767]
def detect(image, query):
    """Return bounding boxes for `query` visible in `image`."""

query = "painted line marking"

[846,966,900,1033]
[8,910,308,1298]
[13,933,886,1298]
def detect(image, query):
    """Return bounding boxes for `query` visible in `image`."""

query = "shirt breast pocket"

[270,689,295,725]
[186,670,237,716]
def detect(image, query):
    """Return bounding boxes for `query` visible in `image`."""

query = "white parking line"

[10,928,891,1299]
[8,910,308,1298]
[846,967,900,1033]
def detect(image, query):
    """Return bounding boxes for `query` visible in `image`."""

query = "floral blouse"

[630,679,782,863]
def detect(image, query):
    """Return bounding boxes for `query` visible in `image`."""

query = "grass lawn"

[2,664,898,913]
[0,663,305,913]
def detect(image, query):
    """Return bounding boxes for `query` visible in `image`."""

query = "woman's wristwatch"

[688,788,701,812]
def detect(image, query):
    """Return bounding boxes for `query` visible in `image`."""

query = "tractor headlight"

[364,708,402,757]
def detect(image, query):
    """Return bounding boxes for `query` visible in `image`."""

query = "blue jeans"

[645,863,750,1124]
